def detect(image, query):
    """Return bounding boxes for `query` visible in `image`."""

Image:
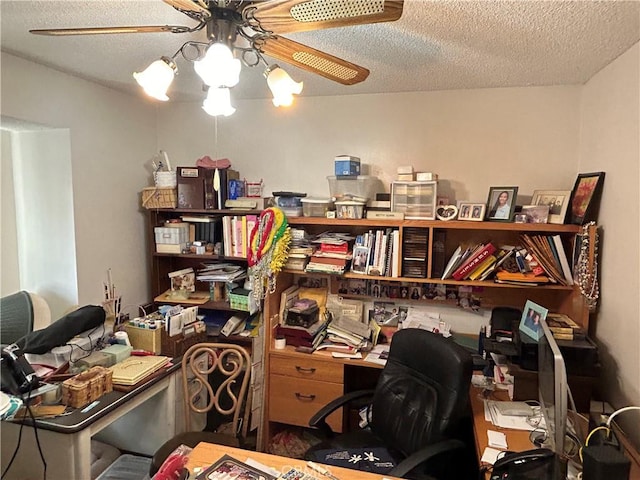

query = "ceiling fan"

[30,0,404,92]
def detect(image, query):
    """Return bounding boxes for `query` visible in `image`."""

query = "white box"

[154,224,189,244]
[335,200,365,219]
[397,165,414,174]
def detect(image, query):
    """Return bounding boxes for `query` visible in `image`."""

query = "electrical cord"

[1,381,47,480]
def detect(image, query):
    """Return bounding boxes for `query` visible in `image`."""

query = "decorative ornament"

[576,221,599,312]
[248,207,291,305]
[436,205,458,221]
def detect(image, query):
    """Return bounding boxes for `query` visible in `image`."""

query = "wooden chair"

[149,343,252,477]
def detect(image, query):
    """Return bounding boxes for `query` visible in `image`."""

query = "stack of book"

[325,318,370,351]
[275,317,328,349]
[520,234,574,286]
[546,313,586,341]
[305,232,354,274]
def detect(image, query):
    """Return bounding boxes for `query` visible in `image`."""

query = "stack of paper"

[110,355,170,386]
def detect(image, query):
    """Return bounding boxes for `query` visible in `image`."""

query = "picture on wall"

[569,172,605,225]
[485,187,518,222]
[532,189,572,224]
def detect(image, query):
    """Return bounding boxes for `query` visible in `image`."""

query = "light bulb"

[133,57,176,101]
[266,65,303,107]
[194,43,241,88]
[202,87,236,117]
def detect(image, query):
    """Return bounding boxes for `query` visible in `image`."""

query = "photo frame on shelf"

[568,172,605,225]
[351,246,371,274]
[486,186,518,222]
[519,300,549,342]
[532,189,572,224]
[520,205,550,224]
[458,202,486,222]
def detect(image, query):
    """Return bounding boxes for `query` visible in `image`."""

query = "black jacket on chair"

[305,328,474,480]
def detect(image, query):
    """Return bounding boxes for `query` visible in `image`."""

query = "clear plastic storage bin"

[335,200,366,219]
[327,175,384,201]
[301,197,334,217]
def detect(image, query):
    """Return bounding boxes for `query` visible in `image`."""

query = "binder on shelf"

[452,243,496,280]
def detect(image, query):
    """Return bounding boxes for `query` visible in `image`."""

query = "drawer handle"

[295,366,316,374]
[295,393,316,401]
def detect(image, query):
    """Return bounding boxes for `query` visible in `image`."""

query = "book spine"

[453,243,496,280]
[468,255,497,281]
[391,230,400,278]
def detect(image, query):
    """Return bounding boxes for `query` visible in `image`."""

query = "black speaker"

[582,445,630,480]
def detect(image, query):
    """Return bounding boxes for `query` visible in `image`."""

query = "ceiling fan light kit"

[29,0,404,116]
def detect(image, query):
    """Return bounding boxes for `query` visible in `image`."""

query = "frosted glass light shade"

[133,58,176,101]
[266,65,303,107]
[194,43,241,88]
[202,87,236,117]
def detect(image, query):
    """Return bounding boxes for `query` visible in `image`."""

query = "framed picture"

[351,246,370,274]
[569,172,605,225]
[457,202,486,222]
[532,189,572,224]
[486,186,518,222]
[520,205,550,224]
[519,300,549,342]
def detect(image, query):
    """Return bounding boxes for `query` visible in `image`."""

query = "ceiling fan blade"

[249,0,403,34]
[258,36,369,85]
[30,25,191,36]
[162,0,211,17]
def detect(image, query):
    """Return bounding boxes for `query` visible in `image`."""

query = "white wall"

[1,52,157,312]
[157,86,581,204]
[579,43,640,444]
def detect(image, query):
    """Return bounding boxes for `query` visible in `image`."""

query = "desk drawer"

[269,374,343,433]
[270,355,344,383]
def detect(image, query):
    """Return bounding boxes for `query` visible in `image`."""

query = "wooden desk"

[188,442,402,480]
[469,387,534,471]
[470,387,640,479]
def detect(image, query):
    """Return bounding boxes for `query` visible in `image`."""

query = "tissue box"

[335,156,361,176]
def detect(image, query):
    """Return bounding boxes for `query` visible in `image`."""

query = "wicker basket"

[141,187,177,209]
[61,366,113,408]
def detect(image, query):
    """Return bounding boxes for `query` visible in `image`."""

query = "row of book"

[177,214,258,259]
[353,229,400,277]
[441,234,574,285]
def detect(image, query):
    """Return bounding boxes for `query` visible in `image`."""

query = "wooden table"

[187,442,402,480]
[469,387,536,478]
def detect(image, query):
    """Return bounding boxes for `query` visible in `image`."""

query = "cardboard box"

[335,156,361,176]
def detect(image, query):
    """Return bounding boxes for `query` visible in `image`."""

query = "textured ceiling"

[1,1,639,103]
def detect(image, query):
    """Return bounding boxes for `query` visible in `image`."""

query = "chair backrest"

[0,291,34,345]
[181,343,252,438]
[370,328,473,457]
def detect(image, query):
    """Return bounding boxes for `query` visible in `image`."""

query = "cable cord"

[606,406,640,429]
[1,382,46,480]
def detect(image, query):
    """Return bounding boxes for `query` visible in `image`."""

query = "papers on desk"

[481,447,503,465]
[364,344,389,365]
[484,400,545,431]
[402,307,451,337]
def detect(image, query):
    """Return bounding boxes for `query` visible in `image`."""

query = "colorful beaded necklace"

[248,207,291,303]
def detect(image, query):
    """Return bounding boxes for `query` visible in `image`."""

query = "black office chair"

[149,343,252,477]
[304,328,475,480]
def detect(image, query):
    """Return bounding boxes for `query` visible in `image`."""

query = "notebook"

[110,355,170,386]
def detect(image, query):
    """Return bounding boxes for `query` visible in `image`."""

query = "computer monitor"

[538,317,568,455]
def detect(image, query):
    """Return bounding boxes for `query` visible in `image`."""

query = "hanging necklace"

[577,222,599,312]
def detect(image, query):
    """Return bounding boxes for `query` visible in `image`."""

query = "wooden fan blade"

[30,25,191,36]
[259,36,369,85]
[162,0,210,16]
[250,0,403,34]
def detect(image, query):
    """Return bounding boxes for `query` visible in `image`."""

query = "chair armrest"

[388,438,466,478]
[308,389,375,437]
